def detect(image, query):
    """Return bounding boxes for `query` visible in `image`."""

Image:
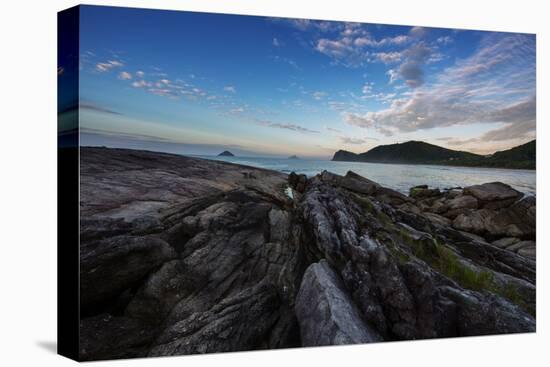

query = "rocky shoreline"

[79,147,535,360]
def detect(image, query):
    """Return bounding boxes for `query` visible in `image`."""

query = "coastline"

[79,147,535,360]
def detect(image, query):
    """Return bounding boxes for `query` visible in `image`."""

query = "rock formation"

[79,147,535,361]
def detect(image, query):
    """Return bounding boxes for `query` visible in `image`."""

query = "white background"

[0,0,548,365]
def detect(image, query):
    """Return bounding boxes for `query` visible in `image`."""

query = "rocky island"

[79,147,535,360]
[218,150,235,157]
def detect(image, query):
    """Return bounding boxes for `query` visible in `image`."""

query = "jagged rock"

[410,185,441,198]
[289,171,308,193]
[78,148,536,360]
[518,247,536,260]
[452,209,495,235]
[440,286,535,336]
[464,182,522,209]
[149,284,281,356]
[295,260,382,346]
[506,240,536,253]
[492,237,520,249]
[80,235,176,311]
[447,195,478,211]
[79,314,158,361]
[489,196,536,239]
[423,212,452,227]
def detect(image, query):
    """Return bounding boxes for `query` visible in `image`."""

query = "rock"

[506,240,536,253]
[288,171,307,193]
[149,283,281,356]
[80,314,158,361]
[464,182,522,208]
[217,150,234,157]
[423,212,452,227]
[518,247,536,260]
[295,260,382,346]
[447,195,478,211]
[452,209,495,235]
[452,196,535,240]
[78,147,536,360]
[440,286,535,336]
[488,196,536,239]
[80,235,177,310]
[492,237,520,249]
[410,185,441,199]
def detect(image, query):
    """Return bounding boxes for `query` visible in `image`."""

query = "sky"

[73,5,536,158]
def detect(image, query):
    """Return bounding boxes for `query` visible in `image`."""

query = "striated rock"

[506,240,536,253]
[295,260,382,346]
[518,247,536,260]
[80,235,176,311]
[79,314,158,361]
[492,237,520,249]
[78,147,536,360]
[149,283,281,356]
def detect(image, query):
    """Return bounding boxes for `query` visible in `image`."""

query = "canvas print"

[58,5,536,361]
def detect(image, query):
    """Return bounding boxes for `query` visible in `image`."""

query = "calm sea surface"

[201,156,536,195]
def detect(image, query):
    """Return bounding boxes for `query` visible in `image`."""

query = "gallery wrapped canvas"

[58,5,536,362]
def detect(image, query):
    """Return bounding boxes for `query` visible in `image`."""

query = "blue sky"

[73,5,536,158]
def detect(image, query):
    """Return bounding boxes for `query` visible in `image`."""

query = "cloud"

[271,55,300,70]
[373,51,402,63]
[338,136,379,145]
[394,42,433,87]
[340,34,535,139]
[80,102,122,115]
[136,70,145,78]
[314,23,411,67]
[339,136,368,145]
[274,18,338,33]
[273,37,281,47]
[224,86,236,93]
[325,126,343,133]
[131,80,152,88]
[312,91,327,100]
[436,36,453,45]
[387,69,398,84]
[95,60,124,72]
[409,26,427,38]
[230,107,245,114]
[118,71,132,80]
[256,119,320,133]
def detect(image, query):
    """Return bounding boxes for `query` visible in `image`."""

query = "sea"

[201,156,536,195]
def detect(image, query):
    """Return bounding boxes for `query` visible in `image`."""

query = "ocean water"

[201,156,536,195]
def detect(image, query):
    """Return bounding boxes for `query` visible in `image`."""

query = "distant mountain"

[288,155,300,160]
[218,151,235,157]
[333,141,479,164]
[473,140,535,169]
[332,140,535,170]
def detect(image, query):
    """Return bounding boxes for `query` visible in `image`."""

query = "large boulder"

[295,260,382,346]
[464,182,522,209]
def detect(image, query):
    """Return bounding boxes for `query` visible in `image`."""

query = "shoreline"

[78,147,535,360]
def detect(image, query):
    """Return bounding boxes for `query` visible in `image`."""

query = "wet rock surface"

[79,148,535,360]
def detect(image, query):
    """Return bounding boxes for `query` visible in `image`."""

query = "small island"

[218,150,235,157]
[288,155,300,160]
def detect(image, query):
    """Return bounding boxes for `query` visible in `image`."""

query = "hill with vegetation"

[332,140,535,170]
